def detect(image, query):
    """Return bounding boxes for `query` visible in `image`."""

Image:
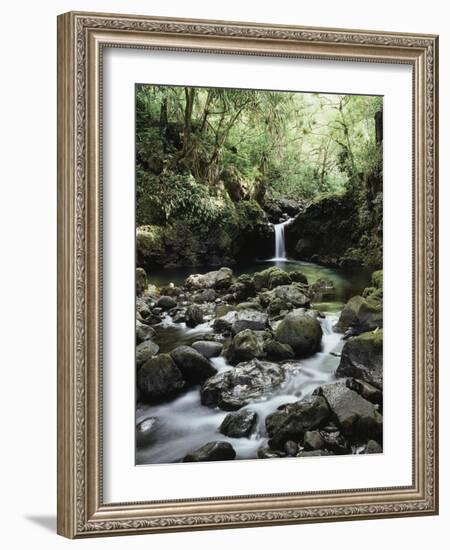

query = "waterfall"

[271,219,291,261]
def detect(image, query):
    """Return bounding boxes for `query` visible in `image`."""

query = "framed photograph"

[57,11,439,538]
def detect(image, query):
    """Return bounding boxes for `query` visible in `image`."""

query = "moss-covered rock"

[275,309,322,357]
[335,295,382,333]
[137,354,186,403]
[226,329,268,364]
[136,267,148,296]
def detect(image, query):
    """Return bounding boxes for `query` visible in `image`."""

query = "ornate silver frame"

[57,11,439,538]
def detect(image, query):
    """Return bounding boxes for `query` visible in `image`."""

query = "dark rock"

[193,289,217,303]
[275,309,322,357]
[137,354,185,403]
[136,297,151,319]
[227,329,268,363]
[201,359,286,411]
[136,320,156,344]
[136,416,160,448]
[264,339,295,360]
[185,304,204,327]
[219,410,258,438]
[362,439,383,454]
[289,270,308,285]
[297,449,333,458]
[259,284,310,311]
[257,446,286,459]
[316,382,382,441]
[170,345,217,384]
[284,440,299,456]
[191,340,223,358]
[136,339,159,368]
[346,378,383,405]
[159,284,183,297]
[335,295,382,334]
[183,441,236,462]
[136,267,148,296]
[157,295,177,310]
[213,309,268,335]
[336,329,383,389]
[310,278,336,302]
[319,429,350,454]
[303,430,324,451]
[266,395,330,449]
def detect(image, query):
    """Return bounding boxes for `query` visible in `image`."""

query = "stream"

[136,249,371,465]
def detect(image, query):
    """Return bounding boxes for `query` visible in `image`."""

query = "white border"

[102,48,413,503]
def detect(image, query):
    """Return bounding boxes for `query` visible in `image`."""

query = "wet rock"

[185,267,233,291]
[346,378,382,405]
[136,320,156,344]
[336,329,383,389]
[193,289,217,303]
[136,297,151,319]
[185,304,204,327]
[310,278,336,302]
[170,345,217,385]
[266,395,330,449]
[201,359,286,411]
[157,295,177,310]
[303,430,325,451]
[227,329,268,363]
[136,416,160,448]
[289,270,308,285]
[219,410,257,438]
[191,340,223,359]
[260,284,310,310]
[297,449,333,458]
[316,381,382,441]
[213,309,268,335]
[136,267,148,296]
[275,309,322,357]
[229,274,255,300]
[137,354,185,403]
[183,441,236,462]
[257,446,286,459]
[263,339,295,360]
[319,429,350,454]
[159,284,183,297]
[335,295,382,334]
[136,339,159,368]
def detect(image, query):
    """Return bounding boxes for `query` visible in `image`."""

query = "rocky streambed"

[135,262,383,464]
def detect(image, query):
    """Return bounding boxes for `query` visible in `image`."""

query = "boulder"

[193,289,217,303]
[316,382,382,441]
[336,329,383,389]
[263,339,295,360]
[229,274,255,300]
[170,345,217,384]
[346,377,383,405]
[137,354,185,403]
[136,339,159,368]
[156,295,177,310]
[335,295,382,334]
[136,416,160,448]
[219,410,258,438]
[266,395,330,449]
[303,430,325,451]
[319,429,350,454]
[362,439,383,454]
[257,446,286,459]
[136,320,156,344]
[259,284,310,311]
[201,359,286,411]
[183,441,236,462]
[191,340,223,359]
[136,267,148,296]
[297,449,333,458]
[185,304,204,328]
[185,267,233,291]
[275,309,322,357]
[213,309,268,335]
[136,297,151,319]
[227,329,268,363]
[289,270,308,285]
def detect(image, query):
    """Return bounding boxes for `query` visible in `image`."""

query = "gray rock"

[136,297,151,319]
[362,439,383,454]
[170,345,217,384]
[227,329,268,363]
[136,267,148,296]
[157,295,177,310]
[201,359,286,411]
[303,430,324,451]
[319,429,350,454]
[137,354,185,403]
[183,441,236,462]
[213,309,268,335]
[193,289,217,303]
[284,440,299,456]
[185,304,204,327]
[136,339,159,368]
[336,329,383,389]
[335,295,382,334]
[264,339,295,360]
[191,340,223,358]
[316,382,383,441]
[136,320,156,344]
[297,449,333,458]
[260,284,310,310]
[257,446,286,459]
[275,309,322,357]
[346,378,383,405]
[219,410,258,438]
[185,268,234,291]
[136,416,160,448]
[266,395,330,449]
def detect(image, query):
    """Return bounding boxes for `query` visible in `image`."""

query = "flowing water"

[271,219,292,261]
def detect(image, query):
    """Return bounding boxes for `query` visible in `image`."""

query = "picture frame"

[57,11,439,538]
